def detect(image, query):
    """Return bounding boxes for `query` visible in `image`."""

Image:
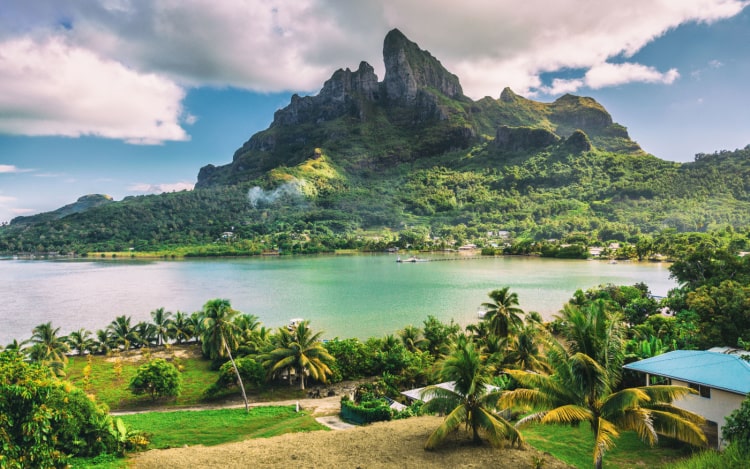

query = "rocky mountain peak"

[382,28,463,104]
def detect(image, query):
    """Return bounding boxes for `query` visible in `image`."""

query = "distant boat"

[288,318,304,330]
[397,256,429,263]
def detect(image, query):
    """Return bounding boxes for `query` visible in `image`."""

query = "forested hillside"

[1,30,749,255]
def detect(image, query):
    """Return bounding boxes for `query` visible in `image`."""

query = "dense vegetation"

[3,247,749,466]
[2,145,750,255]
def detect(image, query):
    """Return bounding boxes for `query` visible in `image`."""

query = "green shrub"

[129,358,182,401]
[340,396,392,424]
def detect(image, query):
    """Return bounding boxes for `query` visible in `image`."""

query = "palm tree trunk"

[222,334,249,413]
[299,366,305,391]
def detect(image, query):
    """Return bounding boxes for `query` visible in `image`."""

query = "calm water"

[0,254,676,344]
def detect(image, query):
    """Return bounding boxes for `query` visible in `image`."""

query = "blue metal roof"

[623,350,750,395]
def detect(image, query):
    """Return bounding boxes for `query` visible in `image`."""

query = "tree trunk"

[299,366,305,390]
[223,334,249,413]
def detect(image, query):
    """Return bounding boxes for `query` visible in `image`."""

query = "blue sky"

[1,0,749,224]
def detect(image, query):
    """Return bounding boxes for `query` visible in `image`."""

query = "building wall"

[671,378,745,447]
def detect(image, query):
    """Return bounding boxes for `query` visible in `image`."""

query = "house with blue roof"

[623,348,750,448]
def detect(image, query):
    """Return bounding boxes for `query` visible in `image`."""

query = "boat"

[396,256,429,263]
[288,318,304,330]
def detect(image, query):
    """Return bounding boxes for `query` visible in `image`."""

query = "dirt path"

[129,415,575,469]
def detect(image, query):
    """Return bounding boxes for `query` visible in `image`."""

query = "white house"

[623,348,750,448]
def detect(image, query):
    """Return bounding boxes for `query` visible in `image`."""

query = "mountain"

[9,194,114,227]
[196,28,639,188]
[1,30,750,254]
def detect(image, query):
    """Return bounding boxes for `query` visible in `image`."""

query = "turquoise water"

[0,254,676,344]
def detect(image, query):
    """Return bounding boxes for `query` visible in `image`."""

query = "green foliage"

[0,351,116,467]
[129,358,182,401]
[118,406,326,449]
[723,394,750,455]
[340,395,392,424]
[205,357,265,397]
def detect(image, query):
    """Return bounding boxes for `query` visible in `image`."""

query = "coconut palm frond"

[610,408,657,446]
[476,407,524,448]
[593,417,620,468]
[649,409,708,447]
[498,387,555,411]
[639,384,696,403]
[601,387,650,416]
[540,404,591,425]
[424,405,468,450]
[646,403,706,423]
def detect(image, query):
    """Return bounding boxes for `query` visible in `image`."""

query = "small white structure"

[623,348,750,448]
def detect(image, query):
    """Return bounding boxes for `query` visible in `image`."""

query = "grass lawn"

[523,422,694,469]
[119,405,328,449]
[66,345,218,410]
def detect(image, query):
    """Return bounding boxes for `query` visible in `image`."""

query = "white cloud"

[0,195,16,203]
[128,182,195,194]
[0,0,747,142]
[0,165,17,173]
[0,36,188,144]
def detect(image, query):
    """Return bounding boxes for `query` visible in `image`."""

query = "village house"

[623,348,750,448]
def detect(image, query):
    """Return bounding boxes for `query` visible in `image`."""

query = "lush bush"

[723,394,750,455]
[339,395,392,424]
[0,351,116,467]
[204,357,265,397]
[129,358,182,401]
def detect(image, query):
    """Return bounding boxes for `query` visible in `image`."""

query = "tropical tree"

[399,325,428,353]
[421,339,522,449]
[150,307,172,346]
[133,321,156,348]
[93,329,113,355]
[504,323,550,373]
[262,320,334,390]
[168,311,194,344]
[481,287,525,340]
[108,315,139,351]
[28,322,69,374]
[66,328,94,356]
[500,302,707,469]
[200,298,248,411]
[129,358,182,401]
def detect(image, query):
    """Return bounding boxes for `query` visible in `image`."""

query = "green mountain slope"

[1,29,749,254]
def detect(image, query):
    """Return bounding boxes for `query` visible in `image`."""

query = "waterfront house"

[623,348,750,448]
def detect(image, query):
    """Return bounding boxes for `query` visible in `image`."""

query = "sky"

[1,0,749,224]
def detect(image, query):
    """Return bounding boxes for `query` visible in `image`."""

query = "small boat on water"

[396,256,429,263]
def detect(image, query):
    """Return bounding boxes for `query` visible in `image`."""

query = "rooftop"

[623,349,750,395]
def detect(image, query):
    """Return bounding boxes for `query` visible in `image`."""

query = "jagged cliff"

[196,29,640,188]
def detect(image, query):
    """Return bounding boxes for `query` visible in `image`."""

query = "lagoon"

[0,254,676,345]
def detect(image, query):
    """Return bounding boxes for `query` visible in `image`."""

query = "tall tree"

[168,311,193,344]
[66,328,94,356]
[262,320,334,391]
[399,325,428,353]
[481,287,525,340]
[150,307,173,346]
[422,339,522,449]
[200,298,249,411]
[28,322,69,374]
[501,304,707,469]
[108,315,139,351]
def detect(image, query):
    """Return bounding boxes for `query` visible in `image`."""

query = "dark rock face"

[564,129,593,153]
[382,28,463,105]
[495,126,560,152]
[272,61,380,128]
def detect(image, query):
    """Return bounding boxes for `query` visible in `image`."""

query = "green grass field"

[120,406,327,449]
[523,422,694,468]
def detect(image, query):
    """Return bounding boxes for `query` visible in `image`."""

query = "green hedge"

[340,397,392,424]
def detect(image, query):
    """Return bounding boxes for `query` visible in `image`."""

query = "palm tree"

[4,338,30,356]
[421,339,522,449]
[504,324,550,373]
[168,311,193,344]
[108,315,139,351]
[399,325,428,353]
[29,322,70,374]
[262,320,334,391]
[500,302,706,469]
[66,328,94,356]
[200,298,249,411]
[481,287,525,339]
[134,321,156,348]
[150,307,172,346]
[93,329,113,354]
